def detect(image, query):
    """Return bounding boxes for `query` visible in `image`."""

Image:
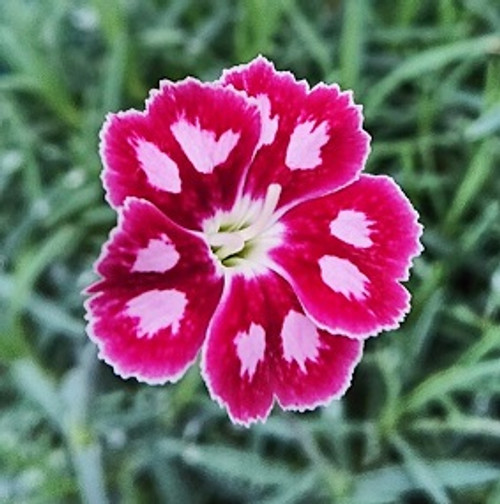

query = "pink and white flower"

[85,56,422,425]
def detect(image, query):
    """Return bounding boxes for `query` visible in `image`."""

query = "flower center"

[205,184,282,269]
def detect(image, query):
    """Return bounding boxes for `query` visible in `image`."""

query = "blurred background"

[1,0,500,503]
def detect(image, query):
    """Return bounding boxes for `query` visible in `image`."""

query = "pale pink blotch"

[135,139,182,193]
[132,235,180,273]
[126,289,187,338]
[255,94,278,146]
[171,119,240,174]
[235,323,266,379]
[281,310,320,372]
[329,210,373,248]
[319,255,368,300]
[285,120,329,170]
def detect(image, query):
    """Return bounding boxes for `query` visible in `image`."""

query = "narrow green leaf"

[445,139,496,229]
[365,35,500,116]
[70,442,109,504]
[11,359,63,429]
[0,274,83,338]
[339,0,366,90]
[281,0,332,76]
[404,360,500,413]
[351,460,500,504]
[465,104,500,140]
[409,416,500,440]
[9,226,78,321]
[161,441,296,488]
[391,434,450,504]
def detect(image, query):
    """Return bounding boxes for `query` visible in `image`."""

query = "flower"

[85,56,422,426]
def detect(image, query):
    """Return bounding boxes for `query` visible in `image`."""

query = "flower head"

[85,56,422,425]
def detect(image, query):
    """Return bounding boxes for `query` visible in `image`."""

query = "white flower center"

[205,184,282,270]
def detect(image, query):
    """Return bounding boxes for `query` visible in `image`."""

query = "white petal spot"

[135,139,181,193]
[285,120,329,170]
[281,311,320,372]
[235,323,266,379]
[126,289,187,338]
[171,119,240,174]
[329,210,373,248]
[255,94,278,146]
[319,255,368,300]
[132,235,180,273]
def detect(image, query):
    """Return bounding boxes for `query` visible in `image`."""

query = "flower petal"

[100,79,261,230]
[221,56,370,209]
[273,308,363,411]
[202,274,273,425]
[91,197,219,280]
[85,198,223,383]
[202,272,362,425]
[270,175,423,339]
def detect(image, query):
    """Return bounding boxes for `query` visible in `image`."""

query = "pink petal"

[202,274,273,425]
[100,79,261,230]
[273,308,363,411]
[85,198,223,383]
[202,272,363,425]
[270,175,423,339]
[92,197,218,280]
[221,56,370,209]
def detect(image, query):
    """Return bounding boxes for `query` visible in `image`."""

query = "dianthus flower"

[85,56,422,425]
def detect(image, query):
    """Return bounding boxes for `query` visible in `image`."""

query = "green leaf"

[391,434,450,504]
[161,441,297,489]
[351,460,500,504]
[404,359,500,412]
[11,359,63,430]
[365,34,500,116]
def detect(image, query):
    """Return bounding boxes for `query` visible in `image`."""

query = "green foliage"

[1,0,499,502]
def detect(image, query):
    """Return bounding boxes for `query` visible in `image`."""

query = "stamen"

[239,184,281,241]
[207,184,282,263]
